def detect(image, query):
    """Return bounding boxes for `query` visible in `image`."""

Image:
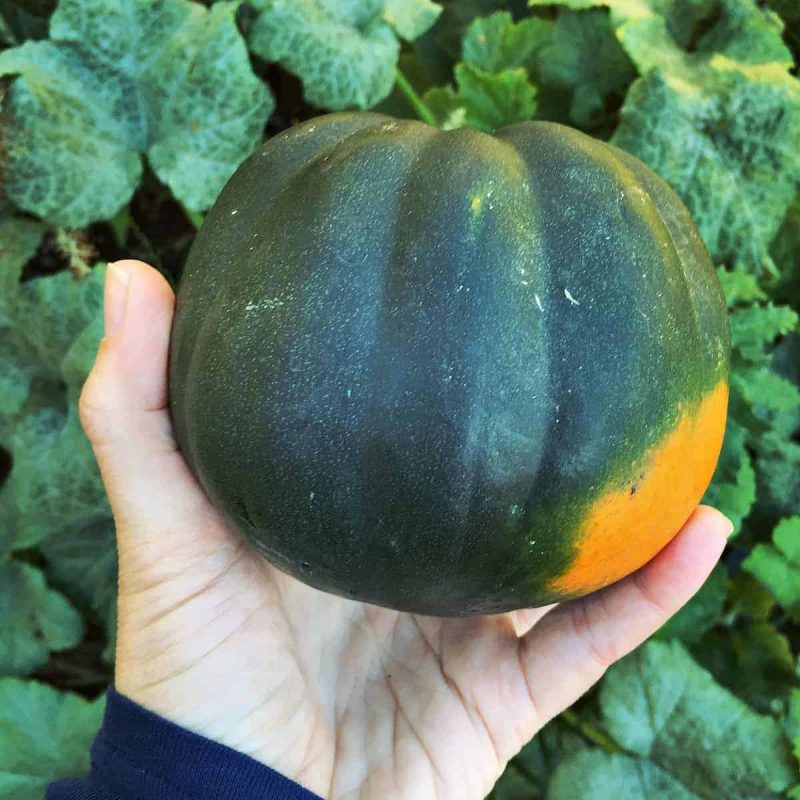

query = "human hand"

[80,259,732,800]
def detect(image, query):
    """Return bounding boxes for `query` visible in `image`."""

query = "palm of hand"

[116,489,539,800]
[82,260,729,800]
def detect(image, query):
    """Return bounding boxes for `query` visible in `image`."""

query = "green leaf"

[490,762,539,800]
[655,563,728,643]
[0,678,104,798]
[703,419,756,531]
[601,640,795,792]
[729,303,798,362]
[0,0,272,226]
[462,11,553,72]
[425,63,537,131]
[493,717,590,798]
[11,264,106,378]
[744,517,800,609]
[410,0,502,85]
[0,214,45,323]
[732,367,800,415]
[0,216,46,441]
[383,0,443,40]
[515,717,588,794]
[0,560,84,676]
[249,0,441,111]
[423,84,469,130]
[613,0,792,75]
[729,623,795,713]
[549,749,697,799]
[692,624,795,714]
[535,9,635,126]
[551,640,797,798]
[0,12,15,46]
[717,266,767,306]
[770,195,800,305]
[529,0,793,72]
[728,571,776,621]
[537,1,800,273]
[9,406,109,549]
[787,689,800,765]
[0,241,109,548]
[41,518,117,644]
[755,433,800,519]
[612,63,800,274]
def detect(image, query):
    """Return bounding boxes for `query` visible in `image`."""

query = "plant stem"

[55,228,95,279]
[395,69,437,127]
[560,709,623,754]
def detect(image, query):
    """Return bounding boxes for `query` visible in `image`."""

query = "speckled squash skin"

[168,112,730,615]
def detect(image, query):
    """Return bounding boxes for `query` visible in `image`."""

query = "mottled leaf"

[612,63,800,274]
[0,560,84,676]
[0,217,46,442]
[549,640,797,798]
[8,407,109,549]
[0,0,272,226]
[770,195,800,305]
[249,0,441,110]
[529,0,793,72]
[0,243,108,548]
[0,678,104,798]
[608,0,793,75]
[383,0,442,40]
[41,518,117,647]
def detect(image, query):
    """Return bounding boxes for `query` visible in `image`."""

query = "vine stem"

[395,69,437,127]
[560,709,623,754]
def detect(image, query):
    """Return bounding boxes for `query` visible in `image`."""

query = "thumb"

[80,260,232,576]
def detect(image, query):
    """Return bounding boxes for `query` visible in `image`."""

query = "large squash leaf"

[0,561,84,677]
[611,62,800,275]
[0,679,104,799]
[530,0,800,274]
[0,217,109,550]
[0,0,273,226]
[548,641,796,799]
[249,0,441,110]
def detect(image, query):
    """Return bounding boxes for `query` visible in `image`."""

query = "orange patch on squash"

[550,379,729,596]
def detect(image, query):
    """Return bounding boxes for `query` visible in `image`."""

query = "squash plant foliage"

[0,0,798,796]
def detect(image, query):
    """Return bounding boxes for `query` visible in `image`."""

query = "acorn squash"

[168,112,729,615]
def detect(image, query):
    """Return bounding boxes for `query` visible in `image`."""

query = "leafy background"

[0,0,798,797]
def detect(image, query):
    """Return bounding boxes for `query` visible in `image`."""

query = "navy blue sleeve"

[47,686,324,800]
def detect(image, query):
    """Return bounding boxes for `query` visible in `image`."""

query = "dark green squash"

[168,112,729,615]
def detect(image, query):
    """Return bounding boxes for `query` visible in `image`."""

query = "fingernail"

[105,263,131,336]
[723,517,736,539]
